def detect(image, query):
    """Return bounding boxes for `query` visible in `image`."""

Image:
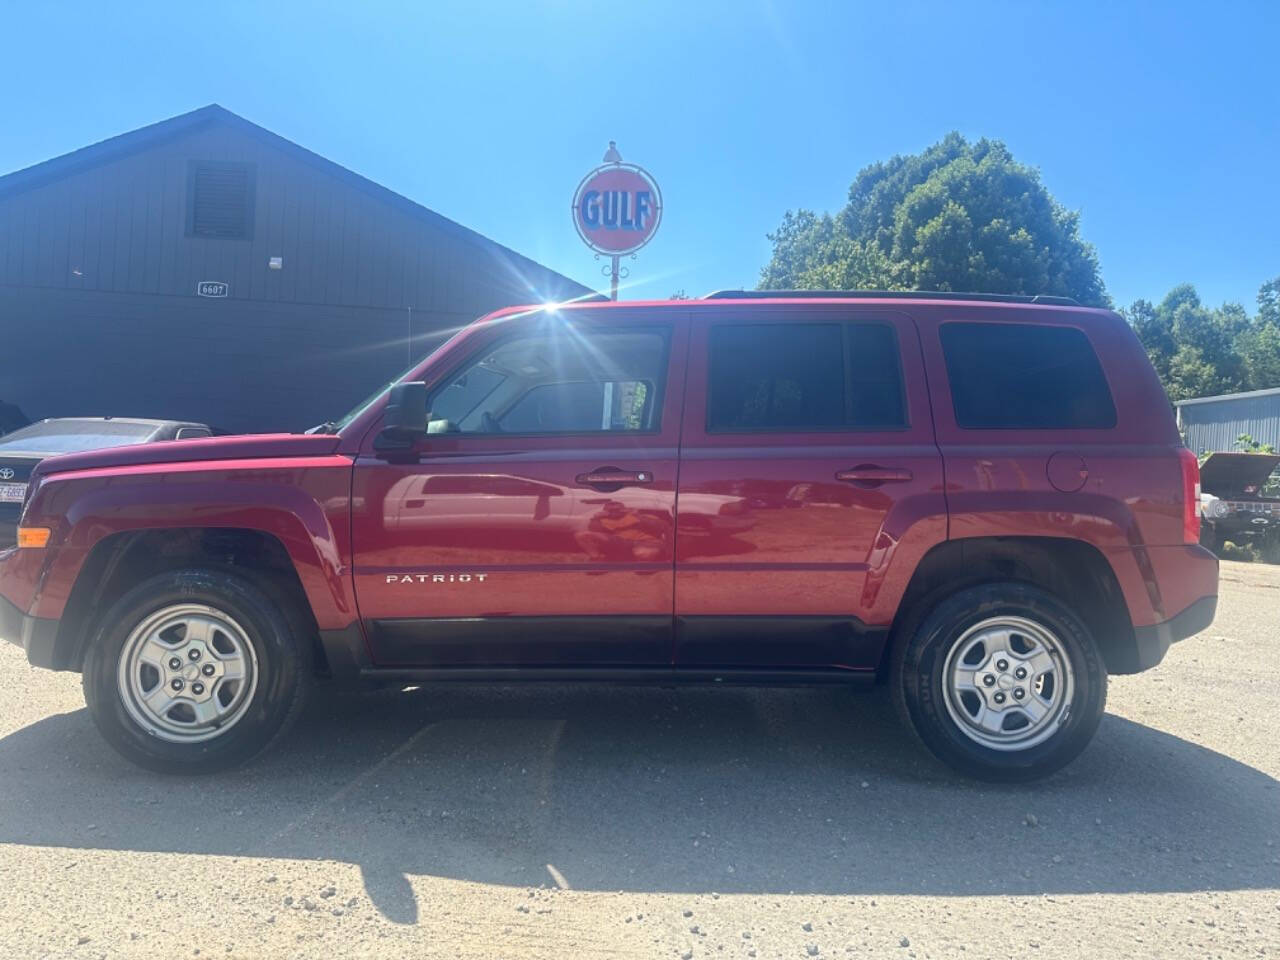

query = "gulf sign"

[572,162,662,256]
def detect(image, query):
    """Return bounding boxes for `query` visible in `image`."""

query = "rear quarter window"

[939,322,1117,429]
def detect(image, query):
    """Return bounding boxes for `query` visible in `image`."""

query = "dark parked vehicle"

[0,294,1218,781]
[1198,452,1280,553]
[0,418,212,548]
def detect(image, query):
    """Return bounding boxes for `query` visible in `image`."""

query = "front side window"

[940,322,1117,429]
[707,321,907,432]
[426,325,668,435]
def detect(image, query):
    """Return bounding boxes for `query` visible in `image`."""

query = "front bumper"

[0,507,18,550]
[1207,516,1278,540]
[1128,595,1217,673]
[0,590,58,668]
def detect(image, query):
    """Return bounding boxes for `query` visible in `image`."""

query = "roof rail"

[701,289,1080,307]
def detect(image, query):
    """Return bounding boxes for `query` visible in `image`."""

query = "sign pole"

[610,255,620,300]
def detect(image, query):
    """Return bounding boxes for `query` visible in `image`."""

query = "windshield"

[0,419,157,453]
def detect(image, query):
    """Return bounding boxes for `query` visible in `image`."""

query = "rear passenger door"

[673,307,946,671]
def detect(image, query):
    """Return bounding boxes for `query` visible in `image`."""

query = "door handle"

[836,466,913,486]
[576,468,654,487]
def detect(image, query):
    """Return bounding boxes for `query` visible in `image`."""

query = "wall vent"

[187,161,255,239]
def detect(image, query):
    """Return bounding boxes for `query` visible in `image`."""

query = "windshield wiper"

[304,421,339,435]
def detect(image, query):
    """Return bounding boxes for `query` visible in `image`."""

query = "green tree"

[1235,433,1277,454]
[760,133,1108,306]
[1125,275,1280,401]
[1257,277,1280,327]
[1240,321,1280,389]
[1241,276,1280,389]
[1165,344,1236,401]
[1125,285,1242,401]
[759,210,893,290]
[1126,297,1173,383]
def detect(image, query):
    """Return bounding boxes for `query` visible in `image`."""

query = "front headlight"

[1209,499,1232,519]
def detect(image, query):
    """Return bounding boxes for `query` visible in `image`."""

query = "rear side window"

[940,322,1116,429]
[707,322,906,432]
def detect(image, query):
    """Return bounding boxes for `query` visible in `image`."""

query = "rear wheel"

[891,582,1106,781]
[83,568,309,773]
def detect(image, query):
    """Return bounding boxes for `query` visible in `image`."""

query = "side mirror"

[376,381,428,448]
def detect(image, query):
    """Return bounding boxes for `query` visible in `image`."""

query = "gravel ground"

[0,560,1276,959]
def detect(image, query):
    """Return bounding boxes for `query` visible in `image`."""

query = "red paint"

[13,449,354,629]
[1046,451,1088,493]
[1,296,1218,676]
[350,307,686,665]
[672,309,945,666]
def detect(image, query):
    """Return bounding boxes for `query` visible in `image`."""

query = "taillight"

[1178,447,1201,544]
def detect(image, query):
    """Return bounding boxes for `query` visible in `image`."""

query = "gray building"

[0,105,592,434]
[1176,386,1280,454]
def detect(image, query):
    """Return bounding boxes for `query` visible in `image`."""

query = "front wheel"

[891,582,1107,782]
[83,568,310,774]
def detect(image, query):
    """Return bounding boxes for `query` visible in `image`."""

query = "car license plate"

[0,483,27,504]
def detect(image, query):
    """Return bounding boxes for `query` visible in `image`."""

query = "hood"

[1199,452,1280,496]
[31,433,343,477]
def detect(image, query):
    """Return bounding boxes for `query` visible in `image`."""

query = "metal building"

[0,105,592,434]
[1176,386,1280,454]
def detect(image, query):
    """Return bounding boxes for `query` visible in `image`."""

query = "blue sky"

[1,0,1277,310]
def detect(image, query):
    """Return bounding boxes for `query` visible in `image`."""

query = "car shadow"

[0,683,1276,924]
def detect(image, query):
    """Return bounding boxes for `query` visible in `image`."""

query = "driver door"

[350,307,688,668]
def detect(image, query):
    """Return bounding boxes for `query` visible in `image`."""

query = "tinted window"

[940,322,1116,429]
[707,322,906,431]
[847,323,907,428]
[426,326,668,435]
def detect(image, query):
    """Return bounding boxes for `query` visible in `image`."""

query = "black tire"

[890,581,1106,782]
[82,567,310,774]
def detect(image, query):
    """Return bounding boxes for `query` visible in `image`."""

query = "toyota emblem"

[0,468,14,480]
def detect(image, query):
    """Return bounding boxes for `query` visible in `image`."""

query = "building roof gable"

[0,104,593,297]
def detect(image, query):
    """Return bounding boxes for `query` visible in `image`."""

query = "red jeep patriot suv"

[0,292,1218,781]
